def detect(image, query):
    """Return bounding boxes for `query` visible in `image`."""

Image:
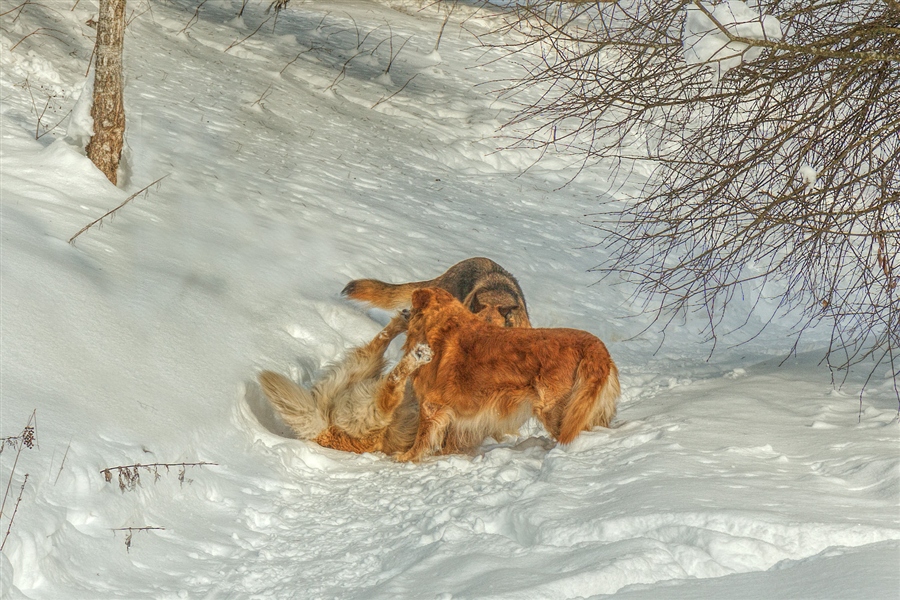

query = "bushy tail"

[591,360,619,428]
[258,371,327,439]
[341,278,432,310]
[557,346,620,444]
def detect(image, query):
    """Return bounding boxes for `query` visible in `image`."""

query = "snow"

[65,70,94,152]
[798,163,818,189]
[683,1,783,82]
[1,1,897,599]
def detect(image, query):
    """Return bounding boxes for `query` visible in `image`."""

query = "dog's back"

[342,257,531,328]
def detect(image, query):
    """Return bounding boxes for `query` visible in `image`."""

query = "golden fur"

[342,257,531,328]
[258,313,511,457]
[258,315,430,454]
[397,288,620,462]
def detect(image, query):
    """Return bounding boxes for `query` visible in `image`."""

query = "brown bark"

[86,0,126,186]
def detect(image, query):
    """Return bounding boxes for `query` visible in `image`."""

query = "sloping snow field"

[1,1,897,598]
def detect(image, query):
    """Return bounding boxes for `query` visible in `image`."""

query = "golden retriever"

[397,288,620,462]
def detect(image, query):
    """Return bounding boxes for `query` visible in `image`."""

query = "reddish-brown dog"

[398,288,620,462]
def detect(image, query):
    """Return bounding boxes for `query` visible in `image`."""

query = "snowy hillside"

[1,1,897,598]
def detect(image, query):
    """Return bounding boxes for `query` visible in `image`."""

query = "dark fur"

[342,257,531,328]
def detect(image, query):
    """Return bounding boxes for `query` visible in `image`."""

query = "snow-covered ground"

[1,1,897,598]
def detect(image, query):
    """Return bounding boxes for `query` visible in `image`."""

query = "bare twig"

[179,0,209,35]
[493,0,899,402]
[0,1,34,20]
[225,14,273,52]
[36,107,73,140]
[268,0,290,15]
[10,27,67,52]
[85,36,97,77]
[433,0,457,53]
[19,76,41,138]
[68,175,169,244]
[54,441,72,485]
[372,73,418,109]
[383,32,412,76]
[252,83,274,107]
[21,78,67,140]
[0,475,29,553]
[325,50,364,92]
[112,526,165,552]
[125,0,152,27]
[34,94,52,138]
[279,47,315,75]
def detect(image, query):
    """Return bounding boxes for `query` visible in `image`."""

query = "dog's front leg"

[363,311,409,357]
[396,400,451,462]
[326,314,407,396]
[375,343,432,421]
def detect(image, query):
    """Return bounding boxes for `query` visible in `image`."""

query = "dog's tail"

[341,278,432,310]
[557,345,620,444]
[258,371,327,439]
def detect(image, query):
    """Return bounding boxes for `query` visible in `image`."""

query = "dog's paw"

[412,343,432,364]
[395,450,421,463]
[381,313,410,337]
[393,311,410,329]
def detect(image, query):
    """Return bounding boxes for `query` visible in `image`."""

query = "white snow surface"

[798,163,818,190]
[1,1,897,598]
[683,1,783,82]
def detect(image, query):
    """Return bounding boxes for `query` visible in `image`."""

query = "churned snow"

[1,1,897,599]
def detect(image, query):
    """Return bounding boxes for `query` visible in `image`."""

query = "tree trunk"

[86,0,126,186]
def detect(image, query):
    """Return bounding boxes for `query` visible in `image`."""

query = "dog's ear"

[411,288,434,310]
[467,292,484,314]
[433,287,457,305]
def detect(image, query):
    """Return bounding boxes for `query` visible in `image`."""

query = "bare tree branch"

[493,0,899,400]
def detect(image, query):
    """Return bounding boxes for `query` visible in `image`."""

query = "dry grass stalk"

[0,411,37,553]
[100,461,218,493]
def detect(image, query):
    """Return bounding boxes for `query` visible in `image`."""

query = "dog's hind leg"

[314,426,384,453]
[396,397,451,462]
[375,343,432,421]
